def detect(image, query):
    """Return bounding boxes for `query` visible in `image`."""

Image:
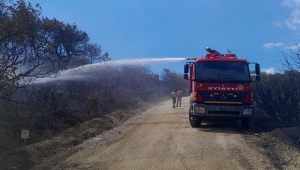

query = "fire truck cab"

[184,53,261,128]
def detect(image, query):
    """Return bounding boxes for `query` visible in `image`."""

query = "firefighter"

[169,89,177,108]
[176,88,182,107]
[205,47,220,55]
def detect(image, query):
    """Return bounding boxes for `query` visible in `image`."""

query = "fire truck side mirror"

[254,63,261,82]
[255,63,260,75]
[256,75,261,81]
[184,73,188,79]
[184,64,189,73]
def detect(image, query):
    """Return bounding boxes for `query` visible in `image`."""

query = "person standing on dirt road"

[176,88,182,107]
[169,89,177,108]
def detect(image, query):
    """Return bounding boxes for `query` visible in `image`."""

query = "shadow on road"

[121,121,189,126]
[196,119,255,135]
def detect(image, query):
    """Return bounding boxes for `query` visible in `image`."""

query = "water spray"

[33,57,189,84]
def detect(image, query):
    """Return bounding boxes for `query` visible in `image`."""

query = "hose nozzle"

[185,57,197,60]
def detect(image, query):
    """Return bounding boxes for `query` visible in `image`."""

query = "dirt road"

[53,97,276,170]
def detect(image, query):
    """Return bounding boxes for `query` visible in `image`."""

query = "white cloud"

[272,21,284,28]
[282,0,300,30]
[285,9,300,30]
[285,44,300,50]
[283,0,300,7]
[263,42,285,48]
[261,67,276,74]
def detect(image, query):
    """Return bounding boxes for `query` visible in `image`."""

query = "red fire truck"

[184,52,261,128]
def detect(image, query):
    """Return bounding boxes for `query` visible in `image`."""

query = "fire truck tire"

[189,108,201,128]
[241,118,250,129]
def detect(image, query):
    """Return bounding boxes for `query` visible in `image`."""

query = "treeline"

[0,0,110,95]
[13,65,187,122]
[252,49,300,127]
[0,65,188,144]
[0,0,189,146]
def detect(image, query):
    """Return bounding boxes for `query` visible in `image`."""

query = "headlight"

[243,109,252,115]
[195,107,205,114]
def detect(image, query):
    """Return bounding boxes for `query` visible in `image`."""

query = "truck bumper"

[190,103,254,118]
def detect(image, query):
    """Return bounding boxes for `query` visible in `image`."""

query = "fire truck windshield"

[195,61,250,83]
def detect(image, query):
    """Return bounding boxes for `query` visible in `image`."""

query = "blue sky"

[24,0,300,75]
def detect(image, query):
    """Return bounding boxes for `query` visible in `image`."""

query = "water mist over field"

[34,57,186,84]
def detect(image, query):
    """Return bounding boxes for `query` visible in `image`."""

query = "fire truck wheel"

[241,118,250,129]
[189,108,201,128]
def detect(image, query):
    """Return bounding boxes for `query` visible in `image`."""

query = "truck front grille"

[199,91,247,102]
[208,111,240,115]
